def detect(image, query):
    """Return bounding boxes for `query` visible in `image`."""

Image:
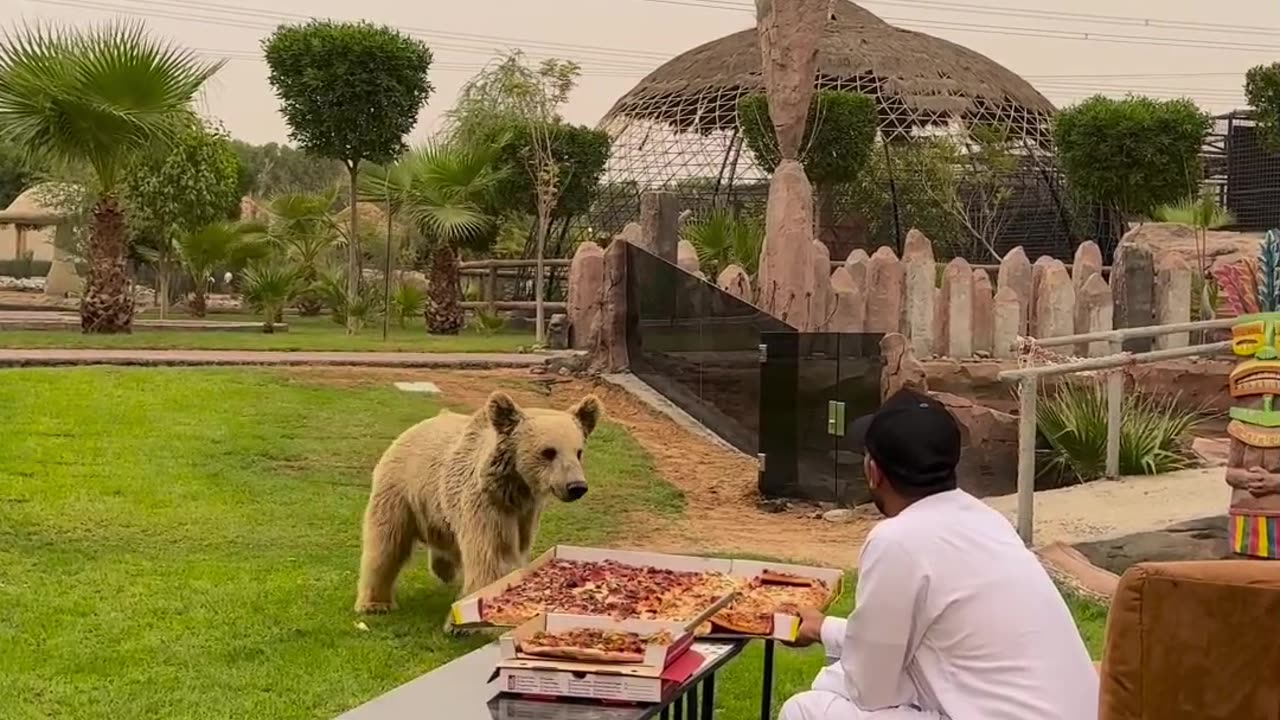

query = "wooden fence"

[457,259,571,314]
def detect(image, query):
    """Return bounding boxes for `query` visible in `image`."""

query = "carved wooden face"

[1230,314,1280,433]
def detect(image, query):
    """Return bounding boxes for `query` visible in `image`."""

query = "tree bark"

[80,195,134,334]
[346,162,361,335]
[158,264,170,320]
[425,242,463,335]
[535,212,551,344]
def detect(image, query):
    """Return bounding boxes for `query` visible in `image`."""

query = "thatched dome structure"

[594,1,1074,260]
[600,0,1054,184]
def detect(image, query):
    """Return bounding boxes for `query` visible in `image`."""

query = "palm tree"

[1153,191,1236,322]
[176,221,267,317]
[681,209,765,278]
[262,189,340,315]
[240,261,302,333]
[0,22,222,333]
[360,141,503,334]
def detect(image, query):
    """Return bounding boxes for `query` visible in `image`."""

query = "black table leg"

[674,696,684,720]
[702,674,716,719]
[686,683,700,720]
[760,639,776,720]
[661,708,670,720]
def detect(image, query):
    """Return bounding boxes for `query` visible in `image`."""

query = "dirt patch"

[288,366,878,567]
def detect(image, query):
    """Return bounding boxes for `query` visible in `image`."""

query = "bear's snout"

[564,480,588,502]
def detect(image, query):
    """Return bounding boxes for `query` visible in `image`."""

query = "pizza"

[478,559,833,637]
[709,573,832,636]
[518,628,674,664]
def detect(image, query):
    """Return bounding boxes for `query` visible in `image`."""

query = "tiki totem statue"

[1216,231,1280,559]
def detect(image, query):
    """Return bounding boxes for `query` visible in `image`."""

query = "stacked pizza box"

[452,545,842,644]
[493,613,706,703]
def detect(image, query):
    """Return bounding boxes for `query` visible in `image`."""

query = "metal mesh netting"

[1206,110,1280,233]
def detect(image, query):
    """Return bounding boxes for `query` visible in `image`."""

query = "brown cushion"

[1100,560,1280,720]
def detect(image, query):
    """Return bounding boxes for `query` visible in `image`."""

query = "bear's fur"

[355,391,602,614]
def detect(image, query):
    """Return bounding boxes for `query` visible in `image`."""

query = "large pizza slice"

[518,628,674,664]
[710,572,832,635]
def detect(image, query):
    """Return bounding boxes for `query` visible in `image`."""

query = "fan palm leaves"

[239,261,303,333]
[176,220,267,316]
[0,21,223,332]
[359,140,504,334]
[681,209,764,278]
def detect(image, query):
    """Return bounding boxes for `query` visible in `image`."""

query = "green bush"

[390,281,426,327]
[1036,378,1202,481]
[1246,63,1280,149]
[470,308,506,335]
[1054,96,1211,218]
[486,121,612,221]
[0,254,48,279]
[680,209,764,278]
[737,90,878,185]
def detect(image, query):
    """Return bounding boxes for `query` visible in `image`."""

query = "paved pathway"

[0,348,580,369]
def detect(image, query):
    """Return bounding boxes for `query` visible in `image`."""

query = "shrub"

[1036,378,1202,481]
[680,209,764,278]
[1246,62,1280,149]
[390,281,426,327]
[1054,96,1211,218]
[470,308,506,335]
[239,262,302,333]
[737,90,878,185]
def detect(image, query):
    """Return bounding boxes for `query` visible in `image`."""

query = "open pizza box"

[450,545,842,642]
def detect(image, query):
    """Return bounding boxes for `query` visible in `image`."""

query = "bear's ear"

[569,395,603,438]
[486,391,524,435]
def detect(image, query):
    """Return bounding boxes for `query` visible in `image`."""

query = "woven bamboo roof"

[603,0,1055,135]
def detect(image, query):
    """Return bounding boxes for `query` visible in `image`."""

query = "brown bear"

[355,390,602,614]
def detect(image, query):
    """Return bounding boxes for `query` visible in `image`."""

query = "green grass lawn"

[0,368,1106,720]
[0,314,534,353]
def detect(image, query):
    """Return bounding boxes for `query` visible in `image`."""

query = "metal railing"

[997,318,1235,545]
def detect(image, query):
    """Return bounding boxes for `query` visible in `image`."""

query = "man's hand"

[786,606,827,648]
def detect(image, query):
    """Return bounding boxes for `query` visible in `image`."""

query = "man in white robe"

[779,389,1099,720]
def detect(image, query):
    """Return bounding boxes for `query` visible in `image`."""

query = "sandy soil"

[289,366,879,567]
[984,468,1230,547]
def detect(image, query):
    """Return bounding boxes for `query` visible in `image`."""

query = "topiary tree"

[1246,63,1280,150]
[1054,95,1211,221]
[263,20,433,332]
[122,116,242,318]
[489,121,611,222]
[737,90,878,228]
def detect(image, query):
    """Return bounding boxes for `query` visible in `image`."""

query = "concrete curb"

[0,349,584,370]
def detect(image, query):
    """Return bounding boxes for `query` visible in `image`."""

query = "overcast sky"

[6,0,1276,145]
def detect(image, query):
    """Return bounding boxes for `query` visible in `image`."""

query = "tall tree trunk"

[158,264,170,320]
[346,162,361,335]
[425,242,463,335]
[80,195,134,334]
[190,284,207,318]
[535,212,551,344]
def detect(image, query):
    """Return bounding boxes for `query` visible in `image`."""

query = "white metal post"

[1017,376,1038,545]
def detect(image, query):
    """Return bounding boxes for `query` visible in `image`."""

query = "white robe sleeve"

[820,616,847,657]
[839,531,930,711]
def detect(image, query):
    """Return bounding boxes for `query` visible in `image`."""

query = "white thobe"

[780,489,1099,720]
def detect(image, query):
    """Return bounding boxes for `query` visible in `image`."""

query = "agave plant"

[239,262,303,333]
[680,209,764,278]
[1037,377,1202,481]
[0,22,222,332]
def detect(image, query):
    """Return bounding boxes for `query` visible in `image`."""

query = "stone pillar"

[880,332,929,400]
[1075,273,1114,357]
[757,160,815,330]
[566,241,605,350]
[1156,253,1193,350]
[592,238,630,373]
[638,191,679,263]
[865,246,904,335]
[1072,240,1103,299]
[844,248,869,285]
[754,0,829,331]
[942,258,975,358]
[972,269,994,356]
[902,231,935,357]
[997,246,1032,335]
[993,286,1021,359]
[717,264,752,302]
[1112,242,1157,352]
[1030,255,1056,335]
[828,267,866,332]
[811,239,833,331]
[1036,262,1076,339]
[676,239,701,275]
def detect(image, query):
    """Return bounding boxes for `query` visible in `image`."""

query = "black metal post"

[760,640,776,720]
[661,708,670,720]
[686,682,700,720]
[882,141,904,256]
[702,674,716,719]
[674,695,685,720]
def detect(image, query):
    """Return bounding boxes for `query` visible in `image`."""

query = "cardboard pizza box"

[450,545,843,641]
[492,641,737,704]
[498,614,694,670]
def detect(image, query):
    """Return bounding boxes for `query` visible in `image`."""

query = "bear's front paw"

[354,599,396,614]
